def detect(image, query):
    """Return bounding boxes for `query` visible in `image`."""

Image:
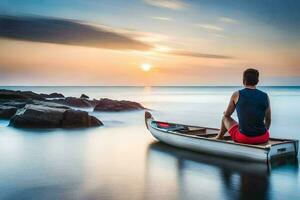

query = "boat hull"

[148,123,269,162]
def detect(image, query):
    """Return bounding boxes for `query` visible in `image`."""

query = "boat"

[145,111,299,163]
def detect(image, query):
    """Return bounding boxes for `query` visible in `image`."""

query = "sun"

[140,63,152,72]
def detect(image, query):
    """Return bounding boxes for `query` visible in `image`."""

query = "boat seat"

[179,128,206,135]
[166,126,188,132]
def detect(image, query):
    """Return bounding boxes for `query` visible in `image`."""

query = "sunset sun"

[140,63,152,72]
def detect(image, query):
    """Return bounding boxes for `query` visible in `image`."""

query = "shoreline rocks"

[61,109,102,128]
[9,104,102,128]
[9,105,66,128]
[80,94,89,99]
[51,97,92,108]
[0,89,45,101]
[1,101,29,109]
[0,89,145,129]
[0,89,145,112]
[40,92,65,98]
[0,106,18,119]
[94,98,144,112]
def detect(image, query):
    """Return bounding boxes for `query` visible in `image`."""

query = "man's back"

[215,68,271,144]
[236,88,269,137]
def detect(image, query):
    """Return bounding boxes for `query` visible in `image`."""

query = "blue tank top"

[236,88,269,137]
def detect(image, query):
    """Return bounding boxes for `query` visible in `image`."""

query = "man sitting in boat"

[214,68,271,144]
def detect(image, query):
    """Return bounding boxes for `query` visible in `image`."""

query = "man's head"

[243,68,259,86]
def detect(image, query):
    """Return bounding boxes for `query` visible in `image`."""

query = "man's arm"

[214,91,238,140]
[223,91,238,117]
[264,97,271,130]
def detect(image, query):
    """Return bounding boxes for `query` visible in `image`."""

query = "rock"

[21,91,45,100]
[0,100,30,108]
[9,105,66,128]
[0,106,18,119]
[40,93,65,98]
[80,94,89,99]
[0,90,31,100]
[89,99,101,107]
[32,100,70,109]
[9,104,103,128]
[52,97,92,108]
[94,98,144,112]
[61,110,103,128]
[90,115,103,126]
[0,90,145,111]
[0,89,44,101]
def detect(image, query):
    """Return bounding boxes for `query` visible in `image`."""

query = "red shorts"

[228,124,269,144]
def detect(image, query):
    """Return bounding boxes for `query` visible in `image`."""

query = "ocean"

[0,86,299,200]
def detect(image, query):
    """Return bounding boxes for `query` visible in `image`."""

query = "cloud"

[212,33,227,39]
[195,23,223,31]
[219,17,237,23]
[150,16,172,21]
[169,50,233,59]
[0,15,152,51]
[144,0,186,10]
[132,31,171,42]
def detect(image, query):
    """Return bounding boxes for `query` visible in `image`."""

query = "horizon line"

[1,85,300,87]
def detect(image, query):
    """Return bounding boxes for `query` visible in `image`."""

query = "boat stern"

[268,140,299,161]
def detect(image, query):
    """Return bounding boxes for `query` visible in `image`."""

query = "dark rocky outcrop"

[94,98,144,112]
[0,89,145,129]
[40,92,64,98]
[61,110,102,128]
[9,105,65,128]
[0,89,145,111]
[0,89,45,101]
[0,90,90,108]
[0,106,18,119]
[80,94,89,99]
[90,115,103,126]
[51,97,92,108]
[0,100,29,109]
[32,100,70,109]
[9,104,103,128]
[89,99,102,107]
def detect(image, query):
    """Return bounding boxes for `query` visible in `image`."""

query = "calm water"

[0,86,299,200]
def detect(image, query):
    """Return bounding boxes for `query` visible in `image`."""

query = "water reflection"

[146,142,298,200]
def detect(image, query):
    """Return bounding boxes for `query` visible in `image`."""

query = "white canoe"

[145,112,299,163]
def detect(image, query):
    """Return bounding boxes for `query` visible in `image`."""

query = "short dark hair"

[243,68,259,86]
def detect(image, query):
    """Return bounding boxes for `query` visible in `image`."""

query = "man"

[215,68,271,144]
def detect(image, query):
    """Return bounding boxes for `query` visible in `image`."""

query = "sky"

[0,0,299,86]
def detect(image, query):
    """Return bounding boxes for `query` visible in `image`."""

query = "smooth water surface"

[0,86,299,200]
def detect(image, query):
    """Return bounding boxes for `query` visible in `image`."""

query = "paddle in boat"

[145,111,299,163]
